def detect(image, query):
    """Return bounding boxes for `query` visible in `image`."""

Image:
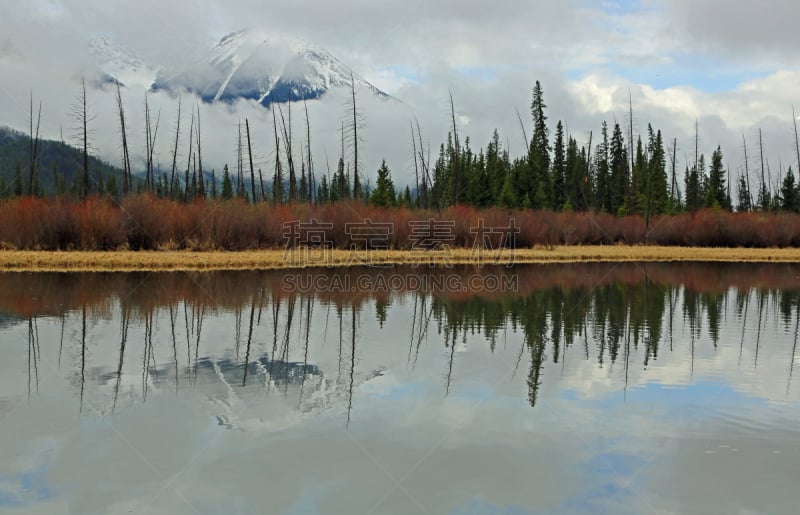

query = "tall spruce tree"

[705,146,730,209]
[609,123,629,215]
[646,125,669,215]
[551,121,567,210]
[594,121,611,212]
[528,81,551,209]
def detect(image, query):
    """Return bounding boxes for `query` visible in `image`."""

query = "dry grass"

[1,246,799,272]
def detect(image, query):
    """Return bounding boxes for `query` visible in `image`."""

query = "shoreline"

[1,246,800,272]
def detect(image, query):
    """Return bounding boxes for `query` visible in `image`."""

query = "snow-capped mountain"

[149,28,390,106]
[89,36,158,88]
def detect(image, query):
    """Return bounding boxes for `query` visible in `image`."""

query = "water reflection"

[2,263,800,416]
[1,264,800,513]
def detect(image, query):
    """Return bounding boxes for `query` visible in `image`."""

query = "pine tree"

[210,169,217,199]
[737,175,752,212]
[106,173,118,200]
[551,121,567,210]
[221,165,233,200]
[705,146,730,209]
[781,166,800,213]
[646,126,669,215]
[13,161,23,197]
[486,129,507,204]
[609,123,629,215]
[594,121,611,212]
[498,172,518,208]
[527,80,551,209]
[370,160,396,208]
[317,174,330,203]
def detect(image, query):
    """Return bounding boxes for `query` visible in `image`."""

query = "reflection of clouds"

[2,284,800,513]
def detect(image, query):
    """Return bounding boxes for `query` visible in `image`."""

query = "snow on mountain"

[149,28,390,106]
[89,36,158,88]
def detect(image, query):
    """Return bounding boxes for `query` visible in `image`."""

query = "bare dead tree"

[115,83,132,195]
[794,106,800,175]
[515,107,529,150]
[278,105,297,201]
[449,90,460,204]
[184,108,195,200]
[410,121,420,206]
[144,94,152,190]
[237,120,244,197]
[28,91,42,196]
[304,99,314,202]
[272,108,284,204]
[246,118,256,202]
[742,132,753,210]
[415,118,432,208]
[345,72,361,199]
[70,78,92,200]
[195,103,205,198]
[144,93,161,192]
[759,128,768,209]
[168,97,181,199]
[258,168,266,202]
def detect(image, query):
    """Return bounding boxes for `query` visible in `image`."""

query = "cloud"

[1,0,799,192]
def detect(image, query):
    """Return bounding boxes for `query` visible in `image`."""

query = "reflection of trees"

[426,283,800,408]
[7,265,800,415]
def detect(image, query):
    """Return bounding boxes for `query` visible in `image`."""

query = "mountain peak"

[148,29,389,106]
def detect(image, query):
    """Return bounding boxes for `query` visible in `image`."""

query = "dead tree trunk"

[169,97,181,199]
[115,83,132,195]
[246,118,256,203]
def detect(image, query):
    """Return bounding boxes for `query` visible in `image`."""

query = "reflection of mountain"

[145,356,322,388]
[8,265,800,418]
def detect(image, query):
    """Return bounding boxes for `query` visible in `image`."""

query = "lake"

[1,263,799,514]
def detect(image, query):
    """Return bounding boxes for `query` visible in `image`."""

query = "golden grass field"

[1,246,800,272]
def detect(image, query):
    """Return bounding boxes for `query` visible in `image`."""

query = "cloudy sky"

[2,0,800,189]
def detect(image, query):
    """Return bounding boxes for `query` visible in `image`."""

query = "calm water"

[1,263,799,514]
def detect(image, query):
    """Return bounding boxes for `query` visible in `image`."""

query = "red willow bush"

[3,194,800,250]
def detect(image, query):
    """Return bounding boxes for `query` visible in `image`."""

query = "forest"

[2,80,800,250]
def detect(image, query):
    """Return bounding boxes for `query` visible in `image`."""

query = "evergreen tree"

[0,176,7,198]
[551,121,567,210]
[13,161,23,197]
[564,137,585,210]
[486,129,508,204]
[333,157,349,201]
[221,165,233,200]
[106,173,118,200]
[629,137,647,215]
[781,166,800,213]
[646,126,669,215]
[319,174,330,202]
[737,175,752,212]
[499,172,518,208]
[609,123,629,215]
[370,160,396,208]
[210,169,217,199]
[401,185,413,207]
[705,146,730,209]
[299,161,308,202]
[527,80,551,209]
[594,121,611,212]
[272,161,284,204]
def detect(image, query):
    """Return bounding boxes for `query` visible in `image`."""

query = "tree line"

[3,79,800,217]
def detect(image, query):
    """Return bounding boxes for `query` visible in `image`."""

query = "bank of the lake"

[1,246,800,272]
